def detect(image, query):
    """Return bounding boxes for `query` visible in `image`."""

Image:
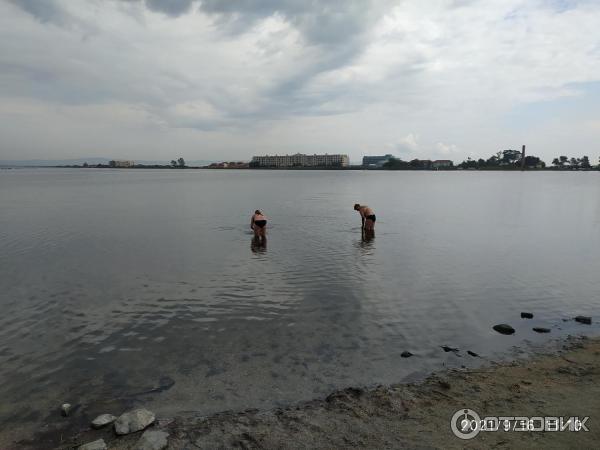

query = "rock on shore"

[135,430,169,450]
[114,409,155,435]
[79,439,107,450]
[91,414,117,429]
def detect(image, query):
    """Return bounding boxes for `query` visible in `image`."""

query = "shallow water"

[1,168,599,442]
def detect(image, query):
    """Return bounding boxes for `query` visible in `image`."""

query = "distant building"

[110,160,135,168]
[432,160,453,169]
[362,154,393,167]
[251,153,349,168]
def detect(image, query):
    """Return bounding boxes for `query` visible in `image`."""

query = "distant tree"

[570,157,579,168]
[500,149,522,165]
[581,156,591,169]
[458,157,478,170]
[383,157,409,170]
[486,154,500,167]
[171,160,177,167]
[83,162,89,168]
[524,155,544,168]
[477,158,486,168]
[552,157,560,167]
[409,159,423,169]
[109,160,116,168]
[559,155,568,166]
[177,157,186,167]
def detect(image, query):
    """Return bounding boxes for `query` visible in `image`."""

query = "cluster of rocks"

[400,313,595,361]
[492,313,593,337]
[68,407,168,450]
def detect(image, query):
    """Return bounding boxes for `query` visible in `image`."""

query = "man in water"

[354,203,376,233]
[251,209,267,239]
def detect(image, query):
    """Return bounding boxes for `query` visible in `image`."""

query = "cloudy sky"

[1,0,599,163]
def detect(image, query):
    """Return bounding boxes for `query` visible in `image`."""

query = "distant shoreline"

[2,165,598,172]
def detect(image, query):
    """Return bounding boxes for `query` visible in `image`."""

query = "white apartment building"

[251,153,349,168]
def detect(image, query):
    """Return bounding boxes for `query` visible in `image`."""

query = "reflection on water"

[362,228,375,243]
[251,236,267,254]
[1,169,600,445]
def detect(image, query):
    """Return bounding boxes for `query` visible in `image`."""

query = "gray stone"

[61,403,72,417]
[91,413,117,429]
[533,327,551,333]
[467,350,480,357]
[493,324,515,335]
[520,312,534,319]
[401,351,413,358]
[79,439,107,450]
[114,408,156,435]
[575,316,592,325]
[135,430,169,450]
[441,345,459,353]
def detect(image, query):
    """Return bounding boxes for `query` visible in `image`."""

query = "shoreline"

[20,335,600,449]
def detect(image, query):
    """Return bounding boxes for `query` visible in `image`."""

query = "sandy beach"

[14,335,596,449]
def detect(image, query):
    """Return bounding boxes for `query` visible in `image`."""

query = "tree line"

[382,150,598,170]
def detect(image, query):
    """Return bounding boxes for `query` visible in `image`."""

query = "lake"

[1,168,599,444]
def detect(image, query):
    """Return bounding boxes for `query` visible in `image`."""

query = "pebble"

[467,350,480,357]
[575,316,592,325]
[493,324,515,335]
[91,413,117,429]
[61,403,72,417]
[401,351,413,358]
[441,345,459,353]
[520,312,534,319]
[533,327,551,333]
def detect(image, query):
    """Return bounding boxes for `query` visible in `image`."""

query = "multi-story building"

[251,153,349,168]
[432,160,453,169]
[362,154,394,167]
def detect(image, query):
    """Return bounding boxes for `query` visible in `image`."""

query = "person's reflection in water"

[362,228,375,241]
[251,236,267,253]
[355,229,375,255]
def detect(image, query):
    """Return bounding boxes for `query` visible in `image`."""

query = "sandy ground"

[17,336,600,449]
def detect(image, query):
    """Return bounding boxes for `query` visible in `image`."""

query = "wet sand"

[20,335,599,449]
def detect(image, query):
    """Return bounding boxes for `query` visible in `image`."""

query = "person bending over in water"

[354,203,376,232]
[251,210,267,239]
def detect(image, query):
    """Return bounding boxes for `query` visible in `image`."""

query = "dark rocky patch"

[575,316,592,325]
[521,312,534,319]
[401,351,413,358]
[467,351,480,357]
[533,327,551,333]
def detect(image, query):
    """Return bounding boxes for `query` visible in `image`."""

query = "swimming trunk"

[366,215,376,222]
[254,220,267,228]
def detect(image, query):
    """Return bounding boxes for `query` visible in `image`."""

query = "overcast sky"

[1,0,599,163]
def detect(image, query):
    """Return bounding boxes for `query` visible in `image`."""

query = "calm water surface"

[1,169,599,442]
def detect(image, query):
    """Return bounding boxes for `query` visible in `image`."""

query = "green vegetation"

[457,150,545,170]
[382,150,599,171]
[171,158,186,168]
[551,156,592,170]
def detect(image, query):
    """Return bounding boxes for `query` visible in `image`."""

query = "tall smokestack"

[520,145,526,171]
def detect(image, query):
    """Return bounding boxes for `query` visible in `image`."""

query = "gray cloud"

[2,0,600,162]
[7,0,68,24]
[144,0,197,16]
